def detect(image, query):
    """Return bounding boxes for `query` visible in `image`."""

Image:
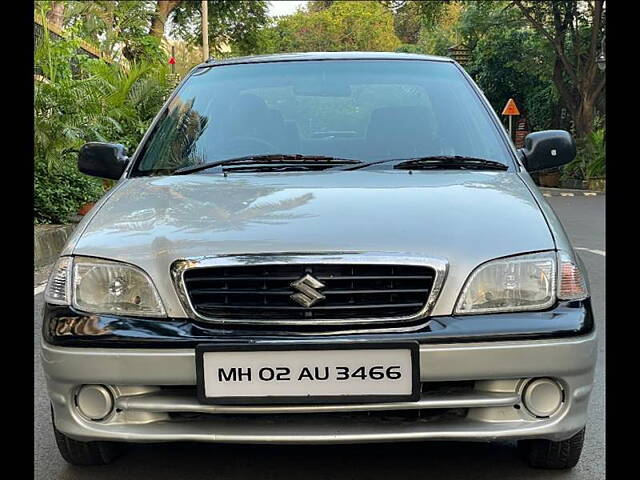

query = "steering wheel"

[221,136,279,156]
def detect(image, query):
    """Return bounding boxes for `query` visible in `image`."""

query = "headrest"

[366,106,435,141]
[231,93,271,118]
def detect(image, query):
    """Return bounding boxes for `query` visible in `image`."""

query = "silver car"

[41,52,596,469]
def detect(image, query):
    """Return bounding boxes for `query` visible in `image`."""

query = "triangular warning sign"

[502,98,520,116]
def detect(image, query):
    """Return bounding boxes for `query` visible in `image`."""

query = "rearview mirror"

[518,130,576,172]
[78,142,129,180]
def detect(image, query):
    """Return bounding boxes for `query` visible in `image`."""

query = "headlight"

[45,256,166,317]
[455,252,556,315]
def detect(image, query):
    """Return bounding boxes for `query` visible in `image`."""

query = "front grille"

[182,264,435,322]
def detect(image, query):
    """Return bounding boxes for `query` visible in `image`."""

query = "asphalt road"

[34,194,605,480]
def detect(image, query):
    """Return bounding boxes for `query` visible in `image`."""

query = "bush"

[266,1,401,53]
[34,161,105,224]
[585,128,605,179]
[395,44,427,54]
[34,13,172,224]
[562,127,606,181]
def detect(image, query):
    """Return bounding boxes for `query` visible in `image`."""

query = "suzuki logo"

[290,273,326,308]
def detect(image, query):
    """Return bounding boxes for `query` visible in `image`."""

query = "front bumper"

[42,330,597,444]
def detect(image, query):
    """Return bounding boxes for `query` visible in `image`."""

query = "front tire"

[51,407,124,465]
[518,428,585,469]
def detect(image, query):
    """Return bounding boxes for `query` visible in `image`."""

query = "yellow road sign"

[502,98,520,116]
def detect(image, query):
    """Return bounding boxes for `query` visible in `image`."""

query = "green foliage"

[62,1,162,62]
[585,128,606,179]
[415,2,463,56]
[35,22,173,166]
[381,1,450,29]
[170,1,270,56]
[82,60,173,153]
[564,125,606,181]
[34,18,117,169]
[34,3,173,223]
[459,2,559,131]
[390,1,425,44]
[34,159,104,224]
[511,1,606,138]
[524,84,559,132]
[307,1,334,13]
[395,43,427,54]
[257,1,401,54]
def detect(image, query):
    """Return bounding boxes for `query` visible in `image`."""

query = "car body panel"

[195,51,454,66]
[43,331,596,443]
[70,170,555,317]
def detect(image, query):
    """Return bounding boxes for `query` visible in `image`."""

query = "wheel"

[51,406,124,466]
[518,428,585,469]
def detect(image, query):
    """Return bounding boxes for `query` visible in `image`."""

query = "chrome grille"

[182,263,435,323]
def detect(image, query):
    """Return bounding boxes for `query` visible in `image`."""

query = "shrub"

[34,9,172,224]
[585,128,605,179]
[395,44,427,54]
[34,160,105,224]
[563,127,606,181]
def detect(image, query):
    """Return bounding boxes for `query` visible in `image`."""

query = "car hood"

[71,170,554,316]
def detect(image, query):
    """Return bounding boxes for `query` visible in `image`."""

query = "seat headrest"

[366,106,437,157]
[366,106,435,140]
[232,93,271,118]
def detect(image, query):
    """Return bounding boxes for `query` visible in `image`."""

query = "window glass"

[135,60,512,174]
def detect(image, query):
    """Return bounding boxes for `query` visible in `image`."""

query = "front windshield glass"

[134,60,513,175]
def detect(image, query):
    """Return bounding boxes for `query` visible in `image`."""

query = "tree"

[381,0,453,43]
[47,1,66,28]
[307,1,334,13]
[150,0,181,38]
[380,1,451,28]
[455,1,561,131]
[466,25,559,131]
[512,0,606,138]
[61,1,163,62]
[392,1,424,44]
[169,1,269,55]
[266,1,401,53]
[416,1,464,55]
[34,3,174,223]
[58,1,269,59]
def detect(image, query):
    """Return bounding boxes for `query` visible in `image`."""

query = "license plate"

[195,343,420,404]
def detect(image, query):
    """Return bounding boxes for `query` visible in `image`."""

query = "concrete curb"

[34,224,75,270]
[538,187,604,197]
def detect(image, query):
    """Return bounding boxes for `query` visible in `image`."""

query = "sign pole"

[509,115,513,139]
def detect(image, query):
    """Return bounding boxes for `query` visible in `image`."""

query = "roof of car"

[195,51,454,68]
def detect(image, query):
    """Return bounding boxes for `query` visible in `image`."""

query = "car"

[41,52,596,469]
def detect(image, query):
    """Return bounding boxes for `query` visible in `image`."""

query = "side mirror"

[518,130,576,172]
[78,142,129,180]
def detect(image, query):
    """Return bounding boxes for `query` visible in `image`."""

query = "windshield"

[133,60,513,175]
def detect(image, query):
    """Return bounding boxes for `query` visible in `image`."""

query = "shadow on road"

[48,441,590,480]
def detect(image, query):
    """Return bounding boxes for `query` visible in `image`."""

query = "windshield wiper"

[172,154,362,175]
[395,156,509,170]
[343,155,509,171]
